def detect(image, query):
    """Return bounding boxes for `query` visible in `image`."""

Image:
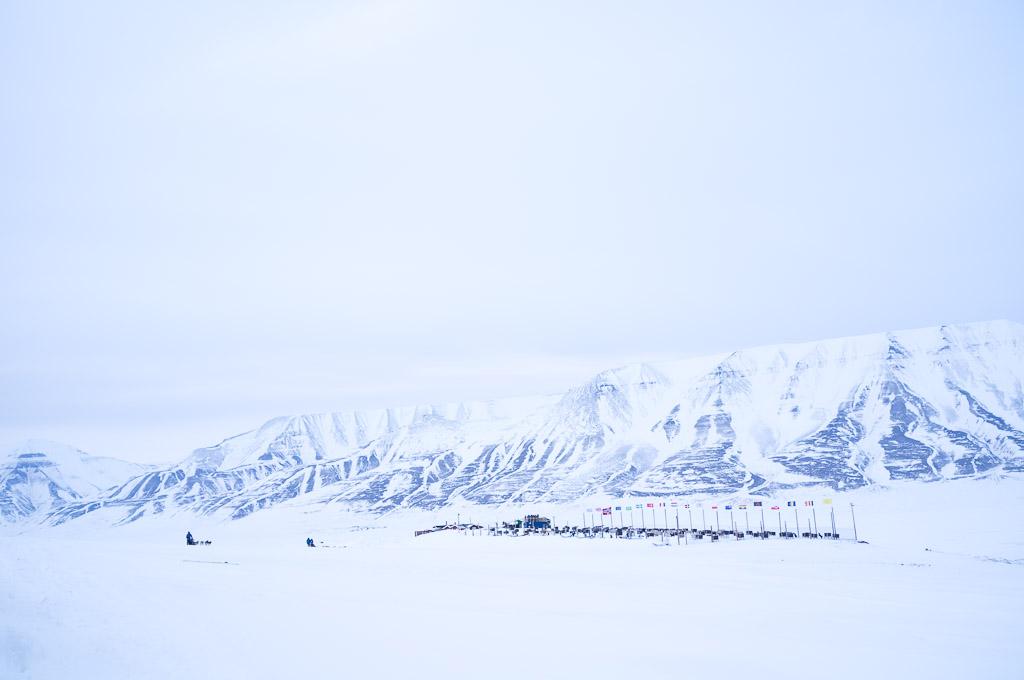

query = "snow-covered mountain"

[14,320,1024,526]
[1,440,152,522]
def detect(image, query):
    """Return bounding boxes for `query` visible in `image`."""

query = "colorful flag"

[725,505,733,510]
[753,501,763,507]
[787,501,796,507]
[739,504,747,510]
[684,504,690,509]
[614,506,621,511]
[658,502,666,507]
[670,501,678,507]
[823,498,833,505]
[805,500,814,507]
[711,505,718,510]
[646,503,654,508]
[602,507,611,515]
[771,505,780,510]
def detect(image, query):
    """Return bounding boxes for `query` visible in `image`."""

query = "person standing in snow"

[306,537,315,547]
[186,531,195,546]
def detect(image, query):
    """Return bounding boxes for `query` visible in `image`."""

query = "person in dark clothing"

[186,531,195,546]
[306,537,315,547]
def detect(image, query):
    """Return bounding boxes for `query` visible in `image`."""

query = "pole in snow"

[850,503,859,542]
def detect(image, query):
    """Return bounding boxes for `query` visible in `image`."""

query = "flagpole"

[850,503,859,542]
[702,507,706,531]
[831,506,837,539]
[759,504,765,537]
[675,510,680,545]
[715,508,720,533]
[688,508,693,532]
[812,507,819,536]
[794,506,800,538]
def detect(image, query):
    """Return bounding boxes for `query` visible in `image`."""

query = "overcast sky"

[2,1,1022,464]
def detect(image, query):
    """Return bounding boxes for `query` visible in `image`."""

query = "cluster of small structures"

[414,522,484,537]
[490,521,840,542]
[416,504,859,543]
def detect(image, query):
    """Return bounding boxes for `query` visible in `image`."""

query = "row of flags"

[586,498,834,513]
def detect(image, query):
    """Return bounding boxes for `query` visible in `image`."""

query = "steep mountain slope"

[0,440,151,522]
[29,320,1024,525]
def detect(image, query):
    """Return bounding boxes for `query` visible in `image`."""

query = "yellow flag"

[823,498,833,505]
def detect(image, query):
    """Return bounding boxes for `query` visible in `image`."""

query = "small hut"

[523,514,551,529]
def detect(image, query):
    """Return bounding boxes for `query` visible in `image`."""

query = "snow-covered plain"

[3,479,1023,679]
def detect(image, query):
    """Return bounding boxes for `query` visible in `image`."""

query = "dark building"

[523,514,551,529]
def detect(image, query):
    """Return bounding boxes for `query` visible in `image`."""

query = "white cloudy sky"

[2,1,1022,463]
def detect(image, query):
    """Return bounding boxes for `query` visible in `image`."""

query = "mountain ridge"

[5,320,1023,525]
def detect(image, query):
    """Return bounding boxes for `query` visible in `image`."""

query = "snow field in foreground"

[2,479,1023,680]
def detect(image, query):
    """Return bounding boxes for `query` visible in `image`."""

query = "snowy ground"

[3,479,1023,679]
